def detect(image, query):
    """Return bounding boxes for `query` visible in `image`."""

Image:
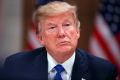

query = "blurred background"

[0,0,100,64]
[0,0,120,79]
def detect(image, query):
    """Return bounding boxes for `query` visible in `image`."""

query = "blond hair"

[34,1,80,34]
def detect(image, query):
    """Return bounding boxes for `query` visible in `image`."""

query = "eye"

[63,23,70,26]
[47,24,57,30]
[49,26,56,29]
[63,22,71,28]
[47,24,57,32]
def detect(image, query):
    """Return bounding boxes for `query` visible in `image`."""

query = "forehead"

[41,11,75,24]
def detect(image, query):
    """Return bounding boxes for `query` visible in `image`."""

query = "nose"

[57,26,66,38]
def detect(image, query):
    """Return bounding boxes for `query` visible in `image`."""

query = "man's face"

[38,12,80,55]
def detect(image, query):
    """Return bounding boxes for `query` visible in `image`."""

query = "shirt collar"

[62,52,75,76]
[47,52,57,73]
[47,52,75,76]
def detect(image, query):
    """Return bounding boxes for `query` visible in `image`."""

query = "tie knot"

[54,64,64,73]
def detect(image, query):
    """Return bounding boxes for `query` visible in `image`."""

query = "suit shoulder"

[76,48,116,70]
[86,52,115,69]
[6,48,43,59]
[76,49,117,79]
[4,47,46,66]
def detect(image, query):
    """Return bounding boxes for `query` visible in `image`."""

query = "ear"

[37,33,45,46]
[76,28,80,39]
[76,21,80,39]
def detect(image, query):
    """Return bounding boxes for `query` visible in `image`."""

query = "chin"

[56,46,74,53]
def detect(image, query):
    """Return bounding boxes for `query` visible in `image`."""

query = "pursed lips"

[57,41,70,45]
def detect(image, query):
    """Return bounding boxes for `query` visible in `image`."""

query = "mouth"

[57,41,70,45]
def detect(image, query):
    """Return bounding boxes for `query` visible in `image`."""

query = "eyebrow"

[46,17,73,25]
[47,23,56,26]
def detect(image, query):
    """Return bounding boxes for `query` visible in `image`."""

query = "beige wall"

[0,0,23,64]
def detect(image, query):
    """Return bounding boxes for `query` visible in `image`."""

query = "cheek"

[39,33,49,46]
[42,34,56,45]
[68,29,79,39]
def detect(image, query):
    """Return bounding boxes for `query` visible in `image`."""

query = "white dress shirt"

[47,52,75,80]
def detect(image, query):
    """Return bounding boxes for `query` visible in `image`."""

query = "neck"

[49,51,74,64]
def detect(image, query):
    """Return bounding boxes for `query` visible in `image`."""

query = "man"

[4,1,117,80]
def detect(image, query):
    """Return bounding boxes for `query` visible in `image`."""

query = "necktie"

[54,64,64,80]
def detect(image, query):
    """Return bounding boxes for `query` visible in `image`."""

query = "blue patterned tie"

[54,64,64,80]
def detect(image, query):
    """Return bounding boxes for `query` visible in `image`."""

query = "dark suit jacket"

[3,47,117,80]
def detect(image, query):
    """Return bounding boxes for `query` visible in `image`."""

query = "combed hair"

[34,1,80,34]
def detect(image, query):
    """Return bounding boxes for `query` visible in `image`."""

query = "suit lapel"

[31,47,48,80]
[71,49,91,80]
